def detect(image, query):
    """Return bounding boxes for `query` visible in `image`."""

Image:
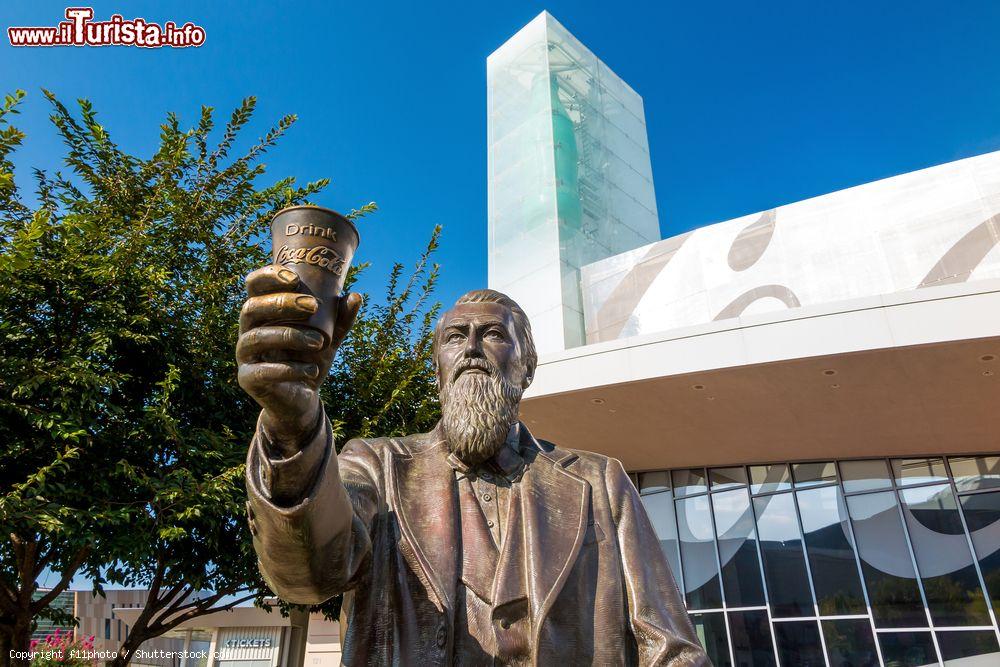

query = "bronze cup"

[270,205,360,345]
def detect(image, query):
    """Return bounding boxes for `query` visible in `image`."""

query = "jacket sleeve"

[606,458,710,666]
[245,407,382,604]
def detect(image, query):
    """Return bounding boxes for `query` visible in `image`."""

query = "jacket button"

[435,625,447,647]
[500,619,511,629]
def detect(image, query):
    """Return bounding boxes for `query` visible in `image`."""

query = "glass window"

[750,465,792,495]
[673,468,708,497]
[793,462,837,488]
[104,618,110,640]
[899,484,991,626]
[798,486,867,615]
[727,610,775,667]
[846,491,927,627]
[712,488,765,607]
[821,619,878,667]
[676,495,723,609]
[936,630,1000,665]
[753,493,814,617]
[710,467,747,490]
[950,456,1000,493]
[641,490,683,584]
[893,458,948,487]
[959,490,1000,619]
[877,632,938,667]
[840,460,892,494]
[639,471,670,495]
[691,612,730,667]
[773,621,825,667]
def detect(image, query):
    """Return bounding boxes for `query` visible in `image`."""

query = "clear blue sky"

[3,0,1000,312]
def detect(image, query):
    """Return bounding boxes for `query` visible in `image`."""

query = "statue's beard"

[440,358,523,465]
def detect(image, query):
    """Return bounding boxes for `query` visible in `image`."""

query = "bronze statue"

[237,264,709,665]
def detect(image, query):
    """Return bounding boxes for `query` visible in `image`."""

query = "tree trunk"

[109,635,142,667]
[6,614,32,667]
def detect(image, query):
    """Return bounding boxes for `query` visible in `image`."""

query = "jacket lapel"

[517,426,590,639]
[390,433,459,614]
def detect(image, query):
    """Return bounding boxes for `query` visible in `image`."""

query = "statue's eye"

[447,332,464,343]
[485,329,506,341]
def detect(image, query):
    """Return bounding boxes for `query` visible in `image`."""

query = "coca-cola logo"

[275,244,346,275]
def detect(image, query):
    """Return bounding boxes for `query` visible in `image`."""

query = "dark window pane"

[893,458,948,487]
[793,462,837,488]
[628,472,639,490]
[936,630,1000,665]
[841,460,892,494]
[753,493,814,617]
[798,486,866,615]
[711,467,747,490]
[846,491,927,627]
[691,612,730,667]
[950,456,1000,493]
[773,621,824,667]
[877,632,937,667]
[642,490,683,586]
[900,484,991,626]
[674,468,708,497]
[750,465,792,495]
[728,610,776,667]
[821,619,877,667]
[959,490,1000,619]
[712,489,765,607]
[639,471,670,495]
[677,495,723,609]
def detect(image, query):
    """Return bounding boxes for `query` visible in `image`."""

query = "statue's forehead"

[443,302,512,324]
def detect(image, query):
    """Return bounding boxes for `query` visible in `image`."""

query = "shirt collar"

[446,423,525,482]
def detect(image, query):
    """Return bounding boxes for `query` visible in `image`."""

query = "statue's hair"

[433,289,537,384]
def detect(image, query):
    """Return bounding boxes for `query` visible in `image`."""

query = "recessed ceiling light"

[590,397,605,405]
[692,384,705,391]
[981,354,996,362]
[830,384,840,389]
[985,370,995,377]
[707,396,716,401]
[823,369,837,376]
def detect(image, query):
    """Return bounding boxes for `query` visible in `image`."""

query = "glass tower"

[487,12,660,353]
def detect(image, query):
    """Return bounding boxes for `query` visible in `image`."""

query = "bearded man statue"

[237,267,708,667]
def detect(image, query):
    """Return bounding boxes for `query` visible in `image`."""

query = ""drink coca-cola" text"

[275,245,346,275]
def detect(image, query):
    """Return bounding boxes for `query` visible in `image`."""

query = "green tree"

[0,90,442,666]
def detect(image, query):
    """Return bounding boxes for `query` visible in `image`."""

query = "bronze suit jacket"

[245,414,708,666]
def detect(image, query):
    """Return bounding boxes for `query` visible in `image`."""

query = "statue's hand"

[237,265,362,454]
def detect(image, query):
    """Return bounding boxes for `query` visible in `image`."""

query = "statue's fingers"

[245,265,300,297]
[330,292,363,350]
[240,293,317,333]
[237,326,325,363]
[237,361,320,393]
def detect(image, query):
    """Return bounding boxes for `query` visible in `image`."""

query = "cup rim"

[271,204,360,249]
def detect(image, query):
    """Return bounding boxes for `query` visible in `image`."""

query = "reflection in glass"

[676,495,723,609]
[846,491,927,627]
[893,458,948,487]
[840,460,892,494]
[691,612,730,667]
[950,456,1000,493]
[673,468,708,497]
[958,490,1000,619]
[798,486,866,615]
[639,471,670,495]
[728,610,775,667]
[641,490,683,585]
[712,489,765,607]
[821,619,878,667]
[750,465,792,495]
[793,462,837,487]
[900,484,991,626]
[936,630,1000,665]
[710,467,747,490]
[753,493,814,617]
[877,632,937,667]
[773,621,824,667]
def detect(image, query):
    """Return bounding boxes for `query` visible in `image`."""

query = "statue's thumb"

[331,292,363,350]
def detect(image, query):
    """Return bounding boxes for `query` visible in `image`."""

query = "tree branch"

[31,545,91,613]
